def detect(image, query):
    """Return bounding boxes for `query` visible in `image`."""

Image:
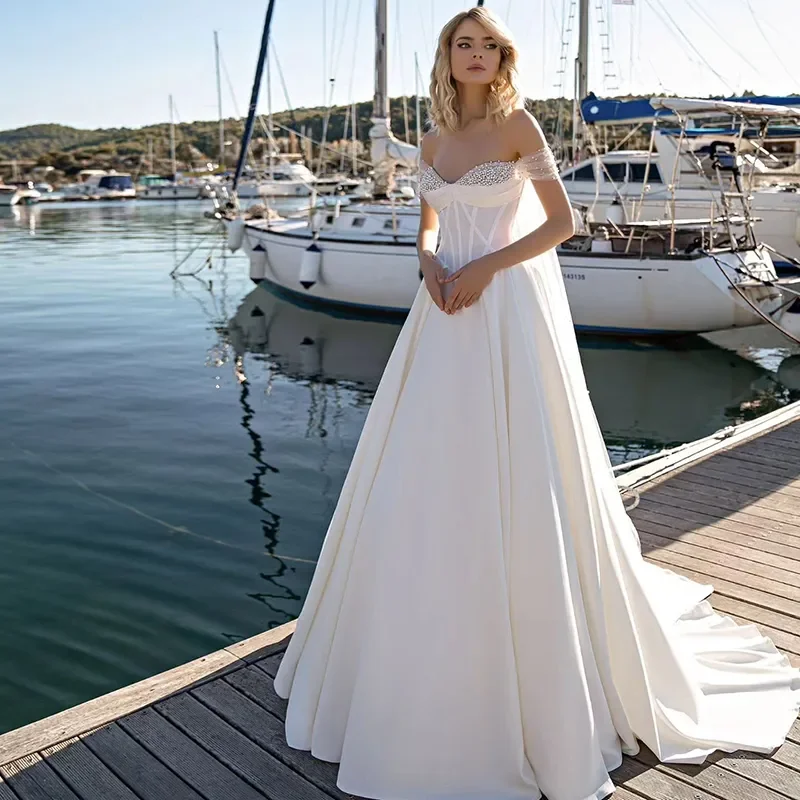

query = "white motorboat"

[570,99,800,269]
[0,182,41,206]
[137,175,214,200]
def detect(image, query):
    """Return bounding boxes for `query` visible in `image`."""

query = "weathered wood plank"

[610,756,723,800]
[709,594,800,640]
[157,690,335,800]
[633,745,793,800]
[224,665,288,722]
[0,778,17,800]
[638,486,800,544]
[632,507,800,566]
[685,461,800,500]
[223,621,296,664]
[637,525,800,581]
[715,450,800,479]
[710,750,800,800]
[255,655,281,679]
[40,737,140,800]
[0,753,82,800]
[192,674,351,800]
[638,530,800,591]
[119,707,266,800]
[81,723,205,800]
[643,549,800,618]
[0,649,240,768]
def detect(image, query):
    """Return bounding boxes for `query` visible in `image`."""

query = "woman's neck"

[456,83,490,128]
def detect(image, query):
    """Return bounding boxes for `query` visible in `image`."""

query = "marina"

[1,399,800,799]
[4,0,800,795]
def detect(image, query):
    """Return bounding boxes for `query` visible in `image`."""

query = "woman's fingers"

[441,268,463,284]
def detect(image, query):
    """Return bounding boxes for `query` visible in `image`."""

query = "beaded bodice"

[417,145,560,274]
[418,145,560,196]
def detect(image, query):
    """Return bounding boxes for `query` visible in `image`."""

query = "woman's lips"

[467,65,485,71]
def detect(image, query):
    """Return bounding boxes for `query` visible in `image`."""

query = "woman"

[274,8,800,800]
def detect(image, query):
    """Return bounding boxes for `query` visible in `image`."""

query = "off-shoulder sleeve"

[517,145,560,182]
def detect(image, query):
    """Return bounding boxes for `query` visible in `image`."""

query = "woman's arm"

[418,132,447,311]
[417,132,441,258]
[478,110,574,274]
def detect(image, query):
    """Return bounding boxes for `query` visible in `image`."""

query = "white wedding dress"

[273,147,800,800]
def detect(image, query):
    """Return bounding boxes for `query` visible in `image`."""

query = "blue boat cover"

[581,92,800,125]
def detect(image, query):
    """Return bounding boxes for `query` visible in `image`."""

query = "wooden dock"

[2,404,800,800]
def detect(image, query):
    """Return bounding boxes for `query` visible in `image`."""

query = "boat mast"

[370,0,390,197]
[414,52,422,146]
[233,0,278,194]
[169,94,177,178]
[574,0,589,162]
[214,31,224,170]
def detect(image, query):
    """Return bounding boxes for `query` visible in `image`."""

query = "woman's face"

[449,17,502,86]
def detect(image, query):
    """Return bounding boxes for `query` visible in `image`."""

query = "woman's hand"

[440,256,496,314]
[420,249,447,311]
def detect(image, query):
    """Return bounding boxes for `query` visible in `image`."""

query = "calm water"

[1,200,799,734]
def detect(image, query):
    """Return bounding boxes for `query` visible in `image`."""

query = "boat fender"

[299,243,322,289]
[228,217,245,252]
[249,243,268,283]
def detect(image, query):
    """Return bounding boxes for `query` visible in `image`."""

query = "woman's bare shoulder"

[504,109,546,154]
[420,131,441,165]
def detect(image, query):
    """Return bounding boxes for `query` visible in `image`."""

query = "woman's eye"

[457,42,471,48]
[485,43,498,50]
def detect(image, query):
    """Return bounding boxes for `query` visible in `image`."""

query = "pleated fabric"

[273,168,800,800]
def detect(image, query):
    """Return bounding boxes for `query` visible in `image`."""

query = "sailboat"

[219,0,800,338]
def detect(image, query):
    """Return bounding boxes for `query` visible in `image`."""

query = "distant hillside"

[0,96,577,182]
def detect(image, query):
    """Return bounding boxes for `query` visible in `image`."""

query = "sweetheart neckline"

[420,158,521,186]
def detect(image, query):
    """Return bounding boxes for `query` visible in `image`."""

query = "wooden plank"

[685,460,800,500]
[610,755,724,800]
[224,666,288,723]
[648,479,800,525]
[716,450,800,479]
[192,675,350,800]
[157,690,334,800]
[119,707,266,800]
[637,530,800,592]
[709,594,800,639]
[632,507,800,566]
[666,473,800,511]
[40,738,140,800]
[0,778,17,800]
[81,723,205,800]
[710,750,800,800]
[636,522,800,578]
[223,621,296,664]
[643,548,800,618]
[645,550,800,620]
[634,746,793,800]
[0,753,81,800]
[255,655,281,679]
[639,485,800,544]
[0,649,240,768]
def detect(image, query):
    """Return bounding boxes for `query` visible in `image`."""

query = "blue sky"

[2,0,798,131]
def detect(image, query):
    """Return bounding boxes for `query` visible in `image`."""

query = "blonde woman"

[274,8,800,800]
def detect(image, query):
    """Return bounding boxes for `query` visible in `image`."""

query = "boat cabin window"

[383,219,396,230]
[566,164,595,182]
[98,175,133,190]
[630,163,663,183]
[352,217,366,227]
[604,163,627,183]
[325,214,335,224]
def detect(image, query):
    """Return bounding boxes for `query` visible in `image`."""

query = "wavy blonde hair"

[428,7,523,134]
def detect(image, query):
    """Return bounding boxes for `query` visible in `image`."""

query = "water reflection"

[226,284,799,465]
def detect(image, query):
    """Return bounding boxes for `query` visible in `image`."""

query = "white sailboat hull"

[236,220,786,335]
